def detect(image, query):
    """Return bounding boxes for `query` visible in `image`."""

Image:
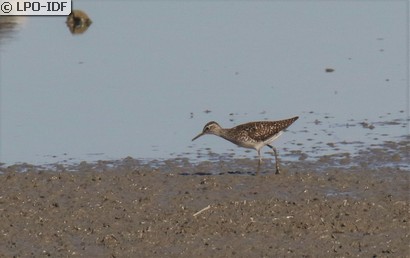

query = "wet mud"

[1,145,409,257]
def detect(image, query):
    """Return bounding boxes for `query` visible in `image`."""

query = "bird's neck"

[215,128,239,144]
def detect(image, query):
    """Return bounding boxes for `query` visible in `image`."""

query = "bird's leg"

[267,144,280,174]
[255,149,262,175]
[257,149,262,164]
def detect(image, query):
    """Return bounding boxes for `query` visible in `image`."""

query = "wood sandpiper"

[192,116,298,174]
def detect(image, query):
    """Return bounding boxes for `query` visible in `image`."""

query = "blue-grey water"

[0,1,408,168]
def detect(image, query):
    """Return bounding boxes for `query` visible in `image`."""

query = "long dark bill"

[192,132,204,141]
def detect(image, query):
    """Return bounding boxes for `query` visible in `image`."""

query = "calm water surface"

[0,1,408,167]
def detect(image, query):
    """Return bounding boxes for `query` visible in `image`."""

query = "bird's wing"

[234,118,297,142]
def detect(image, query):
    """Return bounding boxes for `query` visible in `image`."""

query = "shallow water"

[2,132,408,175]
[0,1,408,167]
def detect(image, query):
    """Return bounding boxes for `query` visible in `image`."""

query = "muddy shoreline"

[0,158,409,257]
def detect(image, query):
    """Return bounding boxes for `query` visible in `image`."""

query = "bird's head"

[192,121,222,141]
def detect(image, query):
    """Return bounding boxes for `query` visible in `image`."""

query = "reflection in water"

[66,10,92,35]
[0,16,26,44]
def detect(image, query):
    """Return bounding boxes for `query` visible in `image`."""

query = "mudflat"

[0,158,408,257]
